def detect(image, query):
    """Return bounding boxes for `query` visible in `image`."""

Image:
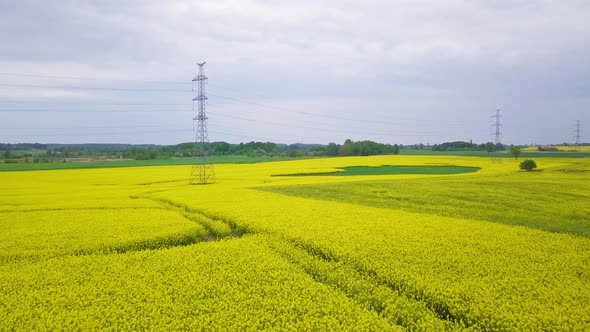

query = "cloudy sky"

[0,0,588,145]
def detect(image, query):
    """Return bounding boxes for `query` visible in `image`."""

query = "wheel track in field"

[72,198,251,256]
[0,202,248,264]
[143,195,473,331]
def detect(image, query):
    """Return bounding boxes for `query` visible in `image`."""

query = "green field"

[3,149,589,173]
[276,165,480,176]
[265,162,590,236]
[0,155,294,172]
[1,155,589,330]
[400,149,590,158]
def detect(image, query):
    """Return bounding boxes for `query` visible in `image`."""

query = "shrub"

[519,159,537,171]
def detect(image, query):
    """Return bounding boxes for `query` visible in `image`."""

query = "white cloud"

[0,0,588,144]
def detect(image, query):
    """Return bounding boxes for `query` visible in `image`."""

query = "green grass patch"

[275,165,480,177]
[0,155,300,172]
[264,165,590,237]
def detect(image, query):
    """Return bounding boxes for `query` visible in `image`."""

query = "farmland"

[522,145,590,152]
[0,155,589,330]
[0,155,294,172]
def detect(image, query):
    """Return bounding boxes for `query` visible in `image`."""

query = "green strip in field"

[0,156,301,172]
[275,165,480,177]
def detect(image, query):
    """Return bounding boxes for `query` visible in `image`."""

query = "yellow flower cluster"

[523,145,590,151]
[0,155,588,330]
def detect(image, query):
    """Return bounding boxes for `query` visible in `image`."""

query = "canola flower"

[522,145,590,152]
[0,155,588,330]
[0,235,394,331]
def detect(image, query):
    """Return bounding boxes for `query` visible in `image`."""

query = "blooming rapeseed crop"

[0,155,588,330]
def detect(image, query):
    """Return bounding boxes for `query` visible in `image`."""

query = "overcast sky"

[0,0,589,145]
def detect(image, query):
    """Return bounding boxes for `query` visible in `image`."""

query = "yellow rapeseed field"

[0,155,589,330]
[523,145,590,151]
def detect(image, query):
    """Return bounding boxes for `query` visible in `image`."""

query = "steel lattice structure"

[189,62,214,184]
[574,120,581,145]
[492,109,502,145]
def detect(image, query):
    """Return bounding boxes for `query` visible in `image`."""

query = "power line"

[0,72,191,85]
[0,83,189,92]
[0,105,479,140]
[0,101,188,106]
[0,128,193,137]
[0,124,166,130]
[208,131,298,144]
[0,127,306,144]
[0,72,282,100]
[0,105,462,134]
[0,82,478,126]
[0,109,188,113]
[0,113,444,139]
[216,102,474,128]
[0,71,423,128]
[0,102,475,126]
[0,104,452,140]
[0,105,446,136]
[209,111,441,137]
[0,71,500,143]
[207,93,394,125]
[210,93,478,126]
[0,82,388,125]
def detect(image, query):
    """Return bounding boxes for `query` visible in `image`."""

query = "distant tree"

[510,146,521,160]
[337,140,394,156]
[213,142,231,155]
[485,142,495,154]
[326,143,340,156]
[519,159,537,171]
[148,149,158,159]
[538,146,558,152]
[432,141,479,151]
[249,148,266,157]
[3,150,10,158]
[393,144,400,155]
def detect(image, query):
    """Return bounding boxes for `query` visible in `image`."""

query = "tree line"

[431,141,505,152]
[7,139,556,164]
[1,139,402,163]
[122,140,400,160]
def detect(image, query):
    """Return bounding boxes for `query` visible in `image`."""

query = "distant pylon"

[189,62,214,185]
[574,120,581,145]
[491,109,502,145]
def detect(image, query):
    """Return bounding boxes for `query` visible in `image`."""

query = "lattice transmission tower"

[574,120,581,145]
[189,62,214,185]
[491,109,502,145]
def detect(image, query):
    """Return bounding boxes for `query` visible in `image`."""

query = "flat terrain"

[2,149,589,172]
[523,145,590,152]
[0,155,295,172]
[0,155,589,330]
[275,165,480,176]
